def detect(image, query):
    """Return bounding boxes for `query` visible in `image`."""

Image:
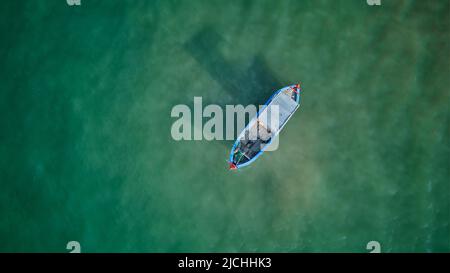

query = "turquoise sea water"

[0,0,449,252]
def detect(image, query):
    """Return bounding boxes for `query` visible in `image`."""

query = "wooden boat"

[229,84,302,169]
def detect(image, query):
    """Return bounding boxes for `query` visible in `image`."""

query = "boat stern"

[228,162,238,170]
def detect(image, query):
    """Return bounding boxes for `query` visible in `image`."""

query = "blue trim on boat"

[229,84,301,169]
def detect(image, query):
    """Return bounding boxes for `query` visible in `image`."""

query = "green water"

[0,0,449,252]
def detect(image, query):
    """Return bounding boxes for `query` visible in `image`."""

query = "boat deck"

[258,89,299,132]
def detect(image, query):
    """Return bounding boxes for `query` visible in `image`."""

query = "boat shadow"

[183,27,286,145]
[184,27,283,106]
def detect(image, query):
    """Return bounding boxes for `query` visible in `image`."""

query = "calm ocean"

[0,0,448,252]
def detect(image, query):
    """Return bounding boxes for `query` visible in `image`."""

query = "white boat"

[229,83,302,169]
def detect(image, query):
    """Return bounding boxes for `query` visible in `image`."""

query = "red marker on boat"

[229,162,237,170]
[293,83,301,94]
